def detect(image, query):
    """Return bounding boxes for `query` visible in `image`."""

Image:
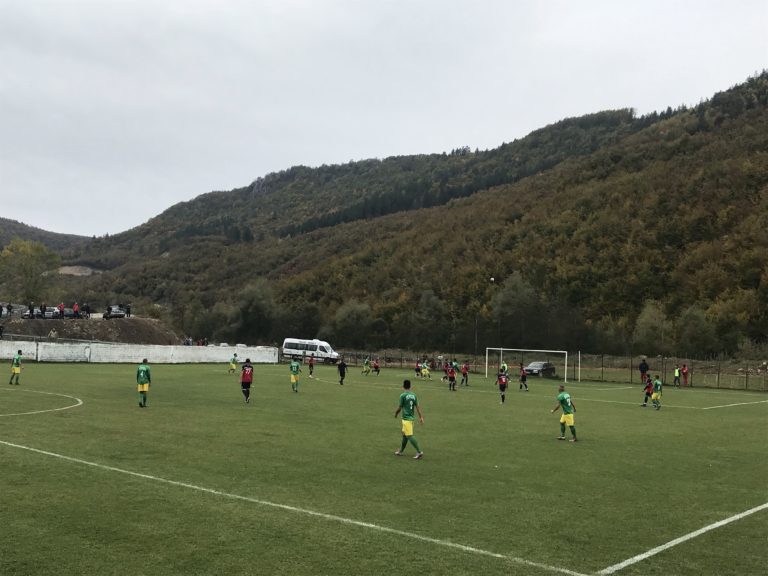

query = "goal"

[485,347,569,382]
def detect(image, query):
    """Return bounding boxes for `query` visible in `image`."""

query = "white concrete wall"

[1,340,278,364]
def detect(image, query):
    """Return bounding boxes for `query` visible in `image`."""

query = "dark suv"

[524,361,557,377]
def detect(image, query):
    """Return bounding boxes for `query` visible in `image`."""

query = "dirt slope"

[0,317,180,345]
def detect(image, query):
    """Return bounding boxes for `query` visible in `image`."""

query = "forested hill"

[35,73,768,355]
[0,218,87,252]
[66,106,648,268]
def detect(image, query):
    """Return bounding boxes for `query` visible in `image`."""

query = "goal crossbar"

[485,347,568,382]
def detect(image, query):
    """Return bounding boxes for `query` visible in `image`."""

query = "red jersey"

[643,378,653,393]
[447,367,456,379]
[461,363,468,375]
[497,374,509,386]
[241,363,254,383]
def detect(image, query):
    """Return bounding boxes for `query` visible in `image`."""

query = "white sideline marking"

[0,389,83,417]
[702,400,768,410]
[0,439,589,576]
[598,502,768,574]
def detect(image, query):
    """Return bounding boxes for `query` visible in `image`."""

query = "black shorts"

[499,383,508,393]
[520,375,527,382]
[241,382,252,390]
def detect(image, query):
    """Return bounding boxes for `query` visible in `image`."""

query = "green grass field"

[1,363,766,576]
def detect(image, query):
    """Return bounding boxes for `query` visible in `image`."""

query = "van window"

[285,342,299,350]
[306,344,317,351]
[319,346,328,353]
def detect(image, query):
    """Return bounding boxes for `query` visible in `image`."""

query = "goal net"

[485,347,569,382]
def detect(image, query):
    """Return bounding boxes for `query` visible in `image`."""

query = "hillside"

[5,73,768,356]
[0,218,88,252]
[1,317,180,345]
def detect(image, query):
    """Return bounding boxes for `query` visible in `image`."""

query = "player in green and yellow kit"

[394,380,424,459]
[8,350,22,385]
[651,375,663,410]
[136,358,151,407]
[228,353,238,374]
[289,359,302,393]
[551,384,577,442]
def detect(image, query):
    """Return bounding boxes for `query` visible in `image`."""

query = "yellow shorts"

[401,420,414,437]
[560,414,575,426]
[421,368,430,377]
[651,392,661,401]
[229,363,237,370]
[12,367,21,375]
[137,383,149,392]
[291,374,299,384]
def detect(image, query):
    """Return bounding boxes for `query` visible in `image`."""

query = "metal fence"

[572,354,768,391]
[325,349,768,392]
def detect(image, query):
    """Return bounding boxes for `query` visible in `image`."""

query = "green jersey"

[136,364,151,385]
[230,356,238,364]
[557,391,574,415]
[289,360,301,375]
[399,391,418,421]
[653,378,663,393]
[12,354,22,368]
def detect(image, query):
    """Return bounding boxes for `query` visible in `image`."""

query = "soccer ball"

[490,277,495,282]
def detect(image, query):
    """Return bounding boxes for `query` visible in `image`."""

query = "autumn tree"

[0,238,61,302]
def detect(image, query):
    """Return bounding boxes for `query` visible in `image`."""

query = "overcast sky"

[1,0,766,237]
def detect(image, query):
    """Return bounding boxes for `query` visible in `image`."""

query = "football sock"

[408,436,421,452]
[501,394,505,403]
[570,426,577,439]
[400,436,408,452]
[560,423,566,436]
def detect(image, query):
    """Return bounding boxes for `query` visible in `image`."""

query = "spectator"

[73,302,80,318]
[639,357,649,383]
[126,304,131,318]
[6,303,12,318]
[58,302,65,318]
[28,302,34,319]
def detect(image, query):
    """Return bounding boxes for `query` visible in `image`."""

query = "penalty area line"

[702,399,768,410]
[598,502,768,575]
[0,439,588,576]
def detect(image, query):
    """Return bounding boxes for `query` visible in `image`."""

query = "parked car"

[22,307,59,319]
[524,361,557,377]
[103,306,127,319]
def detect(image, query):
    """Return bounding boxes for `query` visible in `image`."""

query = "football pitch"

[1,362,766,576]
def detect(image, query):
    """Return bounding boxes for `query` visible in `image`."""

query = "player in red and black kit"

[519,362,529,391]
[496,371,509,404]
[640,374,654,407]
[240,358,253,403]
[460,361,469,387]
[447,365,457,391]
[308,354,315,378]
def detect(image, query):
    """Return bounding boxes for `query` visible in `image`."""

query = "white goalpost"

[485,347,573,382]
